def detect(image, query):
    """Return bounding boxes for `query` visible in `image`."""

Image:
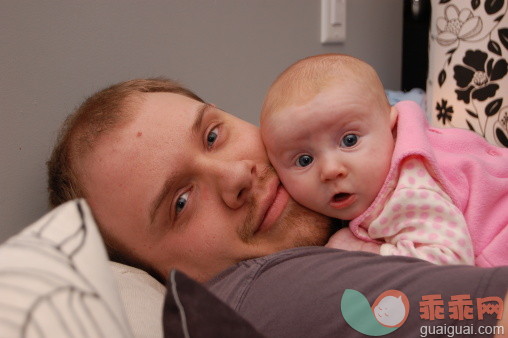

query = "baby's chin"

[319,202,367,222]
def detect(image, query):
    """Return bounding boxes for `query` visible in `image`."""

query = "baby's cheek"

[283,175,318,208]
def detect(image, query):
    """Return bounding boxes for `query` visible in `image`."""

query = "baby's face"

[261,85,396,220]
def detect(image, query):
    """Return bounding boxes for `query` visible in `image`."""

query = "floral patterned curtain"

[427,0,508,147]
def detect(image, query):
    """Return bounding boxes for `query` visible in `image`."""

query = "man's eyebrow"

[149,104,212,225]
[150,175,178,225]
[192,103,213,135]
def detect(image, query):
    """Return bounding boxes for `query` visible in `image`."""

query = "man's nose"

[211,159,255,209]
[319,155,347,182]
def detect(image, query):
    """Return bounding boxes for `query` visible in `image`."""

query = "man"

[48,78,507,337]
[48,78,333,283]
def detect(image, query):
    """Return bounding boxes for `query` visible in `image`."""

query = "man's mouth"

[330,193,355,209]
[256,182,289,234]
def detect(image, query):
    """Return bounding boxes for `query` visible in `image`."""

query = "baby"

[260,54,508,267]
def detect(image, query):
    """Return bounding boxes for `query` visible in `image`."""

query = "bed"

[1,1,506,337]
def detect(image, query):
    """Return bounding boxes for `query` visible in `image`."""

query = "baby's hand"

[325,227,381,254]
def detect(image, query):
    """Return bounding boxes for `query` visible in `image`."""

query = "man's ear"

[389,106,398,130]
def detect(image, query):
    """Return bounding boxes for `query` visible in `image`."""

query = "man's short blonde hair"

[46,78,205,273]
[47,78,204,208]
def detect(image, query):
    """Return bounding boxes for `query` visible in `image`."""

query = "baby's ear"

[389,106,398,130]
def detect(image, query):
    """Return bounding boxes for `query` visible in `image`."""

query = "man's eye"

[296,155,313,167]
[340,134,358,148]
[175,191,189,214]
[206,127,219,148]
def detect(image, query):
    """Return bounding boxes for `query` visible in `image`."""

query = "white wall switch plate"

[321,0,346,44]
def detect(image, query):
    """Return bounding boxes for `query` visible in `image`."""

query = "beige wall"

[0,0,403,241]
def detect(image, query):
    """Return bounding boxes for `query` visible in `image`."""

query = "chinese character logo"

[341,289,410,336]
[419,294,504,321]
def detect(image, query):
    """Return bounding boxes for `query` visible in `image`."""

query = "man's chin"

[278,198,334,247]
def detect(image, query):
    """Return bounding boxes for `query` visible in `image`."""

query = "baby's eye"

[175,191,189,214]
[340,134,358,148]
[207,127,219,148]
[296,155,313,167]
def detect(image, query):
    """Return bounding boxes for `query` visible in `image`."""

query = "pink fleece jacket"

[350,101,508,267]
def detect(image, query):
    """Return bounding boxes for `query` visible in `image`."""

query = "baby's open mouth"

[333,193,351,202]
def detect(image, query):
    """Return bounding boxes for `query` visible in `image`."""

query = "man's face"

[80,92,331,282]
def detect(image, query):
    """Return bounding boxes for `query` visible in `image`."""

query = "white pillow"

[110,262,165,338]
[0,199,133,337]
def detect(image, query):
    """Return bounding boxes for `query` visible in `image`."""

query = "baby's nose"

[319,157,347,182]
